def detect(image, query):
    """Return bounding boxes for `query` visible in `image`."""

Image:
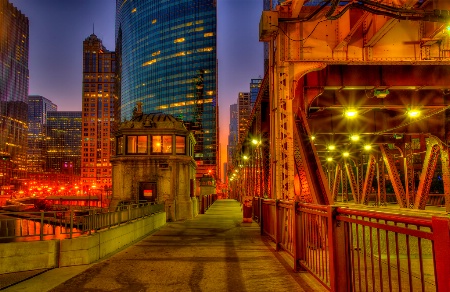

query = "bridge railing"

[0,202,165,241]
[259,199,450,292]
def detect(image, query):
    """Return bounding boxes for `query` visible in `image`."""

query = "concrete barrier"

[0,212,166,274]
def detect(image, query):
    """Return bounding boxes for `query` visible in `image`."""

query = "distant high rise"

[81,34,116,190]
[238,92,251,142]
[46,111,82,176]
[263,1,278,71]
[27,95,57,173]
[0,0,29,187]
[227,103,238,169]
[116,0,218,179]
[250,79,262,110]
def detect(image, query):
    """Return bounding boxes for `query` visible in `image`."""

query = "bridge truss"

[229,0,450,211]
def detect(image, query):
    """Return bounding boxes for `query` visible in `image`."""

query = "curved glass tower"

[116,0,218,178]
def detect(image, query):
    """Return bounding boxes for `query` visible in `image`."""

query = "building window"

[176,136,185,154]
[117,136,123,155]
[127,135,147,154]
[152,135,172,154]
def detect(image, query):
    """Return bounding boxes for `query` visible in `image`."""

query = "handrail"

[0,202,164,241]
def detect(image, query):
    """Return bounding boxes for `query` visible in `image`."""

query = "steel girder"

[256,0,450,207]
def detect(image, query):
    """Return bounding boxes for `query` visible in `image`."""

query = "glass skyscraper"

[28,95,57,173]
[46,111,82,176]
[116,0,218,178]
[0,0,29,188]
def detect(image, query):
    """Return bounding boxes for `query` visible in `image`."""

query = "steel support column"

[381,144,407,208]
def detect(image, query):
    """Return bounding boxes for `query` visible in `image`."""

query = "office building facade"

[0,0,29,188]
[250,79,262,110]
[81,34,116,190]
[227,103,238,169]
[116,0,218,179]
[238,92,251,142]
[46,111,82,177]
[27,95,57,173]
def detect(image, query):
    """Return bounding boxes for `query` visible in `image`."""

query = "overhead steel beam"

[380,144,408,208]
[414,137,441,209]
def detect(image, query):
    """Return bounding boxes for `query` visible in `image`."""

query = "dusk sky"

[9,0,264,166]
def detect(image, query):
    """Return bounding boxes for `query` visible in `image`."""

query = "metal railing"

[258,198,450,292]
[0,202,164,241]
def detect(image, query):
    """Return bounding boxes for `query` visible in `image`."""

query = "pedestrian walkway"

[6,199,324,292]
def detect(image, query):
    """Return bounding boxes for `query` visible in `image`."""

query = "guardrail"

[0,202,164,241]
[258,199,450,292]
[200,194,217,214]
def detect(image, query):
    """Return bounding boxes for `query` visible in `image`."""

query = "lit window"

[174,37,185,43]
[152,135,172,154]
[196,20,204,24]
[195,27,204,32]
[176,136,186,154]
[142,59,156,66]
[131,8,137,13]
[152,19,157,24]
[175,51,186,57]
[204,32,213,37]
[127,136,147,154]
[152,50,160,56]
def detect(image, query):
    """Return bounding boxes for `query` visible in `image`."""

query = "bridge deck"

[5,199,324,291]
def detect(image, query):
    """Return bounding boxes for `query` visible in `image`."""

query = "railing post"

[70,210,73,239]
[260,199,264,235]
[293,201,299,271]
[40,211,44,241]
[275,200,281,250]
[329,206,350,292]
[432,216,450,292]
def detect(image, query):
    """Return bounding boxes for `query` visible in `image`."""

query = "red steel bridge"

[228,0,450,291]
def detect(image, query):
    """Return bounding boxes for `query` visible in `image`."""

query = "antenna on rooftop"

[93,23,95,35]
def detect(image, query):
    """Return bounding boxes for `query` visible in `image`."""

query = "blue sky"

[9,0,264,163]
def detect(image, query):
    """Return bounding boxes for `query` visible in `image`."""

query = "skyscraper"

[0,0,29,188]
[27,95,57,173]
[81,34,116,190]
[238,92,251,142]
[46,111,82,176]
[250,79,262,110]
[116,0,218,179]
[227,103,238,169]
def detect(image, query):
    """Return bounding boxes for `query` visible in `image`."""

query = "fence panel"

[0,203,164,241]
[336,208,439,292]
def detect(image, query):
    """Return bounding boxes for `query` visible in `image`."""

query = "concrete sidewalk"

[6,199,324,292]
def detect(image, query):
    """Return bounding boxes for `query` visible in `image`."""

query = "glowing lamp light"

[328,145,336,151]
[350,134,360,142]
[251,139,260,145]
[407,109,420,118]
[364,144,372,151]
[243,155,249,160]
[326,157,333,162]
[344,109,357,118]
[311,135,316,141]
[342,152,350,158]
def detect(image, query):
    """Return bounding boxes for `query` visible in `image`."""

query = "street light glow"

[364,144,372,151]
[407,109,420,118]
[251,139,260,145]
[350,134,360,142]
[343,152,350,158]
[326,157,333,162]
[328,145,336,151]
[243,155,249,160]
[344,109,357,118]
